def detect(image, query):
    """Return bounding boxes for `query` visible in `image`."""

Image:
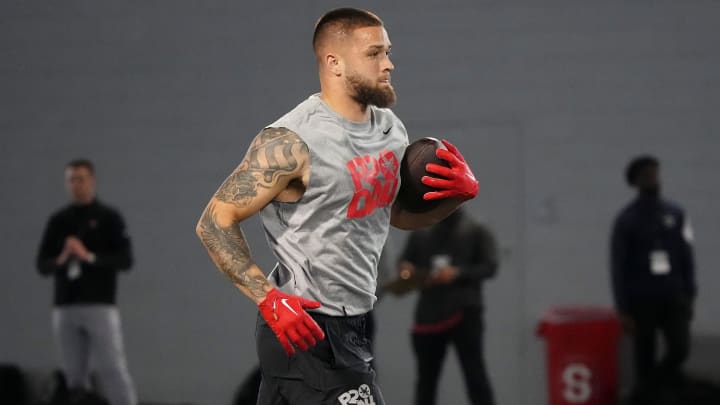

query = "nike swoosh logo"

[280,298,298,315]
[383,126,392,135]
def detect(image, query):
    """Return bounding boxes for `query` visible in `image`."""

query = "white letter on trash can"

[562,363,592,403]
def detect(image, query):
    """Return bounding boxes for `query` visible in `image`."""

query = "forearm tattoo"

[198,127,307,298]
[214,127,308,207]
[198,204,269,298]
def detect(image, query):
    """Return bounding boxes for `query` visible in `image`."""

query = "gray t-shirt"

[260,94,408,316]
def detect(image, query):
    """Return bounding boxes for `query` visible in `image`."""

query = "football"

[396,137,452,213]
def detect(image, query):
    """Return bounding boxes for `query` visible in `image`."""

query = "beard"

[346,73,397,108]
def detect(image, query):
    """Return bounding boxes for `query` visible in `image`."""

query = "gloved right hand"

[422,139,479,201]
[258,288,325,356]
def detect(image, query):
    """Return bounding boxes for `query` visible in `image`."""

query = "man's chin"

[375,88,397,108]
[349,79,397,107]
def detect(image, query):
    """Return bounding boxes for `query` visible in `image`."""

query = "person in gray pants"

[36,159,137,405]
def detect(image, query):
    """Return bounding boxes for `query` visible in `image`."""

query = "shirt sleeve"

[93,210,133,271]
[399,231,422,265]
[679,212,697,298]
[36,215,63,276]
[610,216,630,312]
[457,224,499,282]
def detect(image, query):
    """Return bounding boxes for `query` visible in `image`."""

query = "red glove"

[421,140,479,201]
[258,288,325,356]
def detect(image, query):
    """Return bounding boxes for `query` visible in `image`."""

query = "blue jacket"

[610,196,696,312]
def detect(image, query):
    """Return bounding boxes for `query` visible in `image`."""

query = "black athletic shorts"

[255,312,384,405]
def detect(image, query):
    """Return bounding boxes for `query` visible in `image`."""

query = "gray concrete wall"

[1,1,719,404]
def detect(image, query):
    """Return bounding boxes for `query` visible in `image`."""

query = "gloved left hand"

[421,140,479,201]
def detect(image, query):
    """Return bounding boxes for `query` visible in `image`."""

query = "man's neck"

[319,91,370,123]
[72,197,96,206]
[637,192,660,202]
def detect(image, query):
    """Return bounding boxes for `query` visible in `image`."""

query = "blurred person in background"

[36,159,137,405]
[611,155,697,404]
[396,207,498,405]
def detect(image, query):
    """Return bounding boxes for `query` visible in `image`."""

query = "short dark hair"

[312,8,383,53]
[625,155,658,186]
[66,158,95,175]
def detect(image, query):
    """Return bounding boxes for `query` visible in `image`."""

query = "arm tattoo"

[198,204,269,298]
[214,127,308,207]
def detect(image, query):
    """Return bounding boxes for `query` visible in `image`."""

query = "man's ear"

[325,53,343,76]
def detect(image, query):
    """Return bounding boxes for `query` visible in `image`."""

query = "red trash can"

[537,307,623,405]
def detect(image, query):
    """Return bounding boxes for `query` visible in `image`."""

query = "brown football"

[396,137,452,213]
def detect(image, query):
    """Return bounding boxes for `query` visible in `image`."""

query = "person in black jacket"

[610,155,696,404]
[397,207,498,405]
[36,159,137,405]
